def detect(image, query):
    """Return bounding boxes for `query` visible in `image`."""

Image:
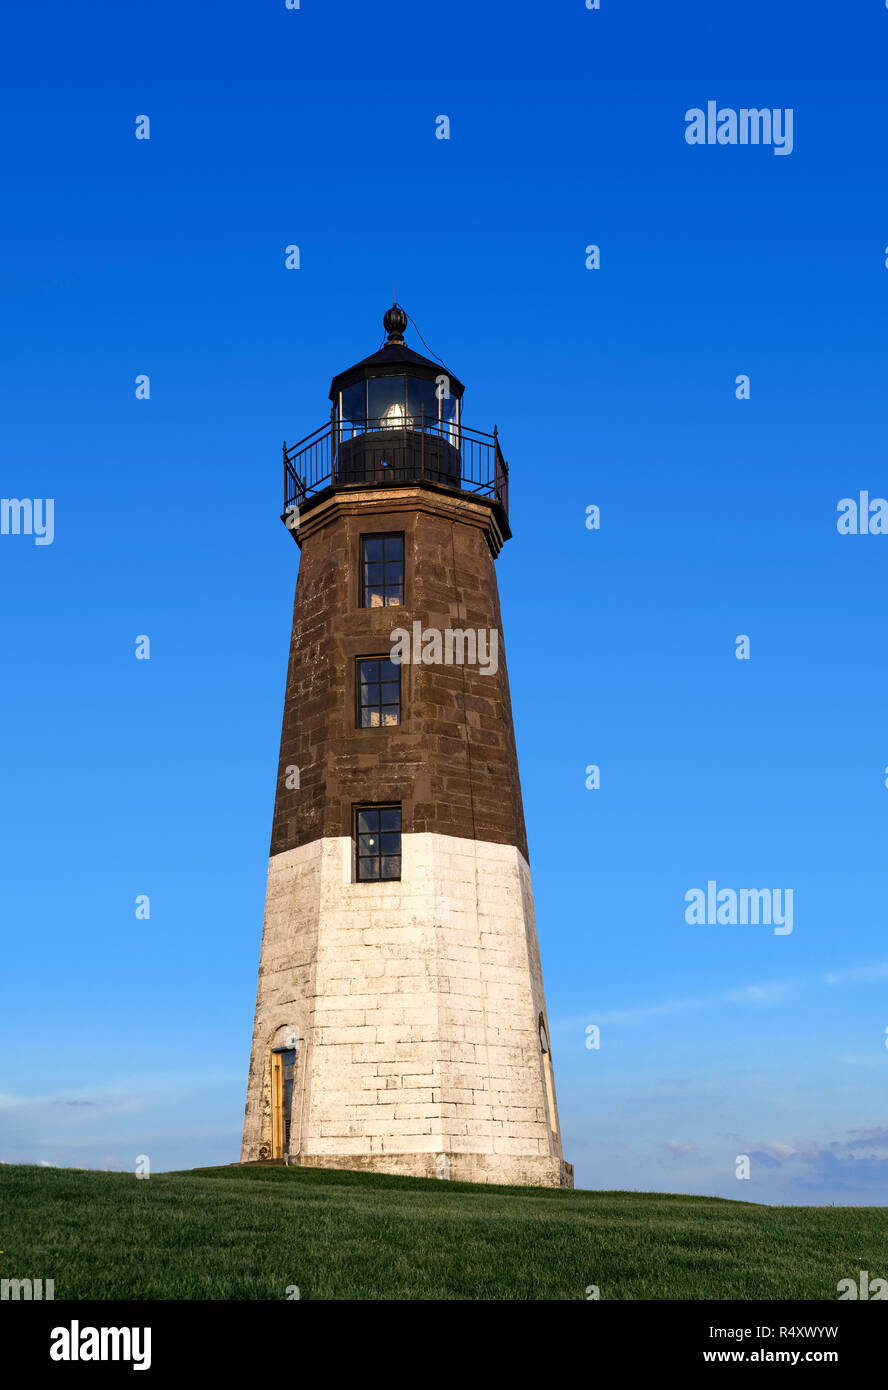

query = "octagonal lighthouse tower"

[240,306,572,1187]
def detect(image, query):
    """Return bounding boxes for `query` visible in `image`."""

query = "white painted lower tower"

[241,832,572,1186]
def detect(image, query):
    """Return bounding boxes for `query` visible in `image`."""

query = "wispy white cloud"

[561,960,888,1029]
[726,1127,888,1190]
[592,979,795,1026]
[659,1140,699,1159]
[0,1072,244,1172]
[823,962,888,987]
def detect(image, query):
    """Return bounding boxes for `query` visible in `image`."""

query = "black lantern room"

[282,305,508,529]
[328,305,465,487]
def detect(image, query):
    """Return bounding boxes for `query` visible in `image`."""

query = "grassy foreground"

[1,1161,884,1300]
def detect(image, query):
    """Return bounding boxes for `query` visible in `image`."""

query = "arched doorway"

[270,1026,300,1160]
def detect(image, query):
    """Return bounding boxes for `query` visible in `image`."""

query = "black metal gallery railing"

[282,413,509,521]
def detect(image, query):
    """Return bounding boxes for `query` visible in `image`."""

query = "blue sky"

[2,0,887,1202]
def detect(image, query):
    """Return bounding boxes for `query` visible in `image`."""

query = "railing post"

[330,407,336,485]
[420,404,425,480]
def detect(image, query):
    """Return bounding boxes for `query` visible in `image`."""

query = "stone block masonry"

[241,831,572,1187]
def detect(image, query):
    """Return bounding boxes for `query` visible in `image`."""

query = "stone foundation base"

[243,1152,574,1189]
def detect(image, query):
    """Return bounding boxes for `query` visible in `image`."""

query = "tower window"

[354,805,401,881]
[357,658,401,727]
[361,533,404,607]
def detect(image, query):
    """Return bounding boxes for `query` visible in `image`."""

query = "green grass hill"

[1,1161,884,1300]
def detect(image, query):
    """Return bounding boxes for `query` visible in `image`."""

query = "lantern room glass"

[338,376,460,437]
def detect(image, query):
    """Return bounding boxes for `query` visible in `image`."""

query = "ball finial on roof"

[383,303,408,343]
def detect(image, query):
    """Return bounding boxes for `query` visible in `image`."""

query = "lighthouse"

[240,306,573,1187]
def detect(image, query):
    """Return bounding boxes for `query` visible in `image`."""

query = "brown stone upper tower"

[241,306,572,1187]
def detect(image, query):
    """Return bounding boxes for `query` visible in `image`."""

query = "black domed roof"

[329,306,465,402]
